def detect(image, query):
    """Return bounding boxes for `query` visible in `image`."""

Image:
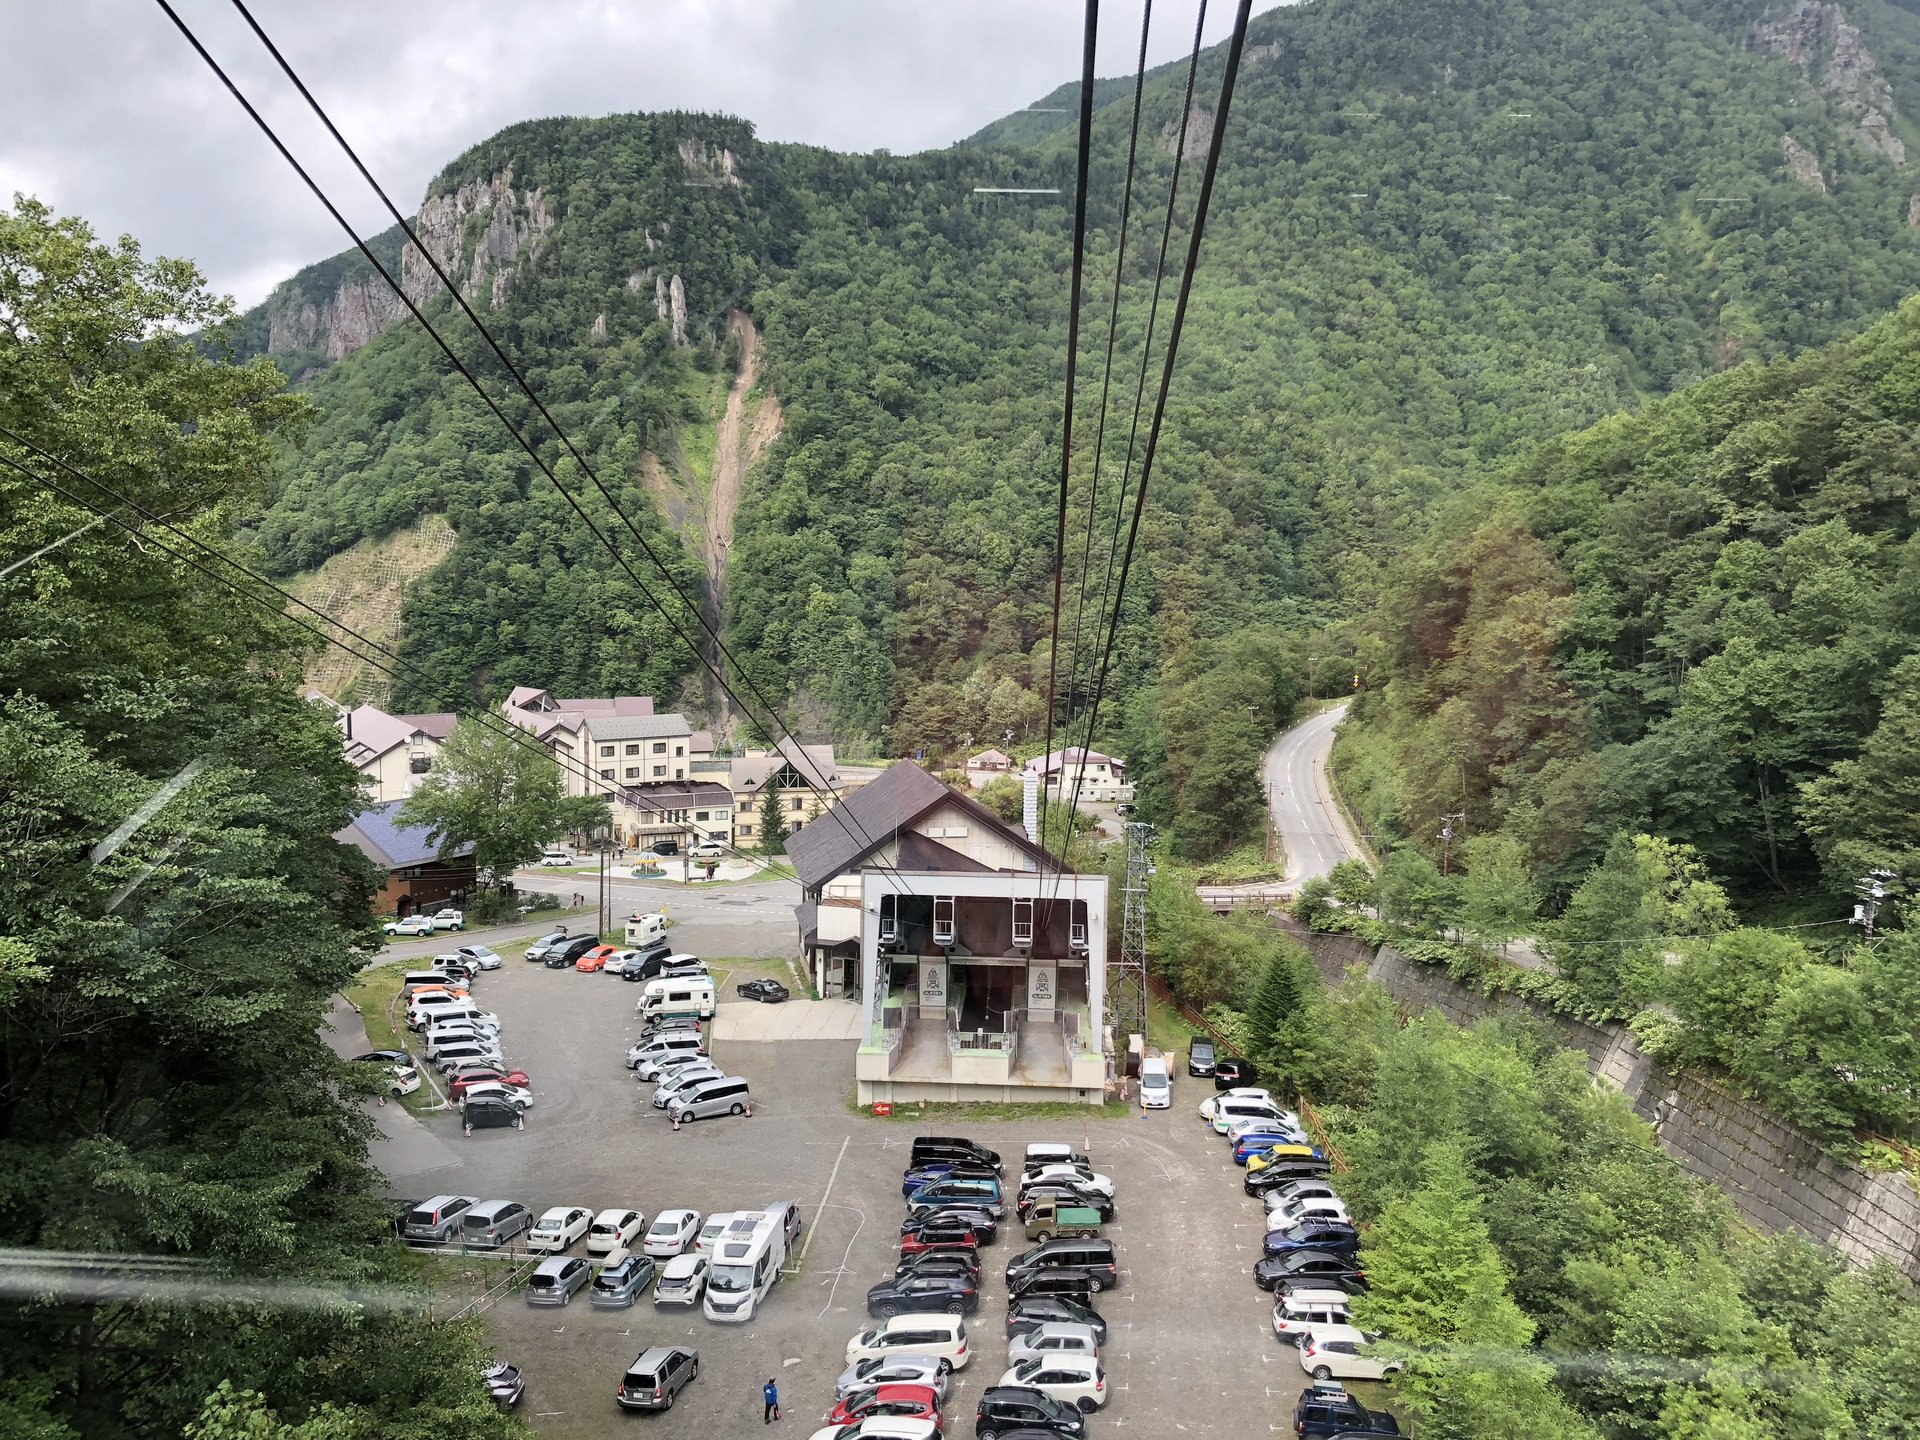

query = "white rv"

[623,911,670,947]
[702,1214,784,1322]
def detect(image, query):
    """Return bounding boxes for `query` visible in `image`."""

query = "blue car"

[1233,1132,1314,1166]
[1263,1220,1360,1258]
[900,1161,997,1196]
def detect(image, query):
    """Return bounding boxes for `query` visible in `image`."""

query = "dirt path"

[701,310,781,725]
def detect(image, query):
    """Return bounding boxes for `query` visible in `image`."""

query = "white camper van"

[639,976,717,1020]
[623,911,670,948]
[702,1213,785,1322]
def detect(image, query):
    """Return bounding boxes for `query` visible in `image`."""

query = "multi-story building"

[331,701,457,803]
[789,762,1108,1106]
[1023,746,1130,804]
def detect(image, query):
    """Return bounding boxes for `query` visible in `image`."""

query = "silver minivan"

[652,1064,724,1108]
[666,1075,751,1122]
[463,1199,533,1249]
[402,1194,478,1244]
[632,1033,707,1080]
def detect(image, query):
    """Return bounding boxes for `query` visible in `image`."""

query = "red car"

[575,945,620,973]
[826,1384,942,1428]
[448,1068,530,1099]
[898,1229,978,1258]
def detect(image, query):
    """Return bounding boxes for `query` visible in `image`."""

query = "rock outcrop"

[1162,104,1214,163]
[678,139,743,187]
[1753,2,1906,165]
[1783,133,1829,192]
[400,166,554,310]
[653,273,690,347]
[265,273,406,363]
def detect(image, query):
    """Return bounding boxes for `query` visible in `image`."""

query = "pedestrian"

[763,1377,780,1423]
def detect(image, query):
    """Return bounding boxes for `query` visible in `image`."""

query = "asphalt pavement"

[1263,702,1360,888]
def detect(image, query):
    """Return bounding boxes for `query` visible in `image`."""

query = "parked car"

[1246,1146,1328,1177]
[1266,1196,1352,1229]
[973,1385,1087,1440]
[1006,1296,1106,1345]
[448,944,502,970]
[865,1270,978,1317]
[427,909,465,931]
[434,1043,505,1074]
[525,1256,589,1306]
[653,1251,710,1307]
[1273,1287,1354,1344]
[1263,1220,1360,1258]
[643,1208,702,1257]
[736,977,791,1002]
[538,849,575,866]
[694,1211,744,1256]
[1292,1381,1400,1438]
[1186,1037,1217,1077]
[587,1208,645,1254]
[483,1361,524,1407]
[844,1314,971,1370]
[448,1066,530,1098]
[462,1096,523,1135]
[529,1206,592,1253]
[1253,1250,1368,1293]
[574,944,620,972]
[1298,1323,1400,1382]
[1014,1184,1114,1223]
[1019,1165,1112,1201]
[910,1136,1002,1173]
[615,1344,699,1411]
[1212,1056,1258,1088]
[901,1208,997,1247]
[658,953,707,979]
[1227,1114,1307,1146]
[833,1354,952,1404]
[1139,1055,1171,1108]
[546,934,601,968]
[1234,1131,1313,1166]
[639,1048,718,1085]
[1004,1239,1118,1294]
[383,914,435,937]
[826,1383,943,1429]
[1199,1086,1278,1119]
[1260,1177,1348,1211]
[400,1194,477,1244]
[895,1250,982,1282]
[898,1230,978,1261]
[350,1052,420,1097]
[522,930,571,963]
[690,839,728,859]
[905,1160,1002,1188]
[1007,1322,1101,1365]
[994,1355,1105,1414]
[590,1252,657,1307]
[458,1080,533,1112]
[617,941,674,981]
[807,1420,939,1440]
[462,1200,534,1249]
[652,1064,725,1109]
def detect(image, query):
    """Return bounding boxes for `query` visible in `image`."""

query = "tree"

[0,198,523,1438]
[758,779,790,855]
[1662,929,1810,1072]
[1376,847,1459,932]
[1458,833,1540,955]
[1798,655,1920,892]
[398,723,608,882]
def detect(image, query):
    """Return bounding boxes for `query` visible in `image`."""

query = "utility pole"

[1112,823,1153,1063]
[1439,813,1465,876]
[1852,868,1899,939]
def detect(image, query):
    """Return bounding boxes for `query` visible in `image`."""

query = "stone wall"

[1277,917,1920,1279]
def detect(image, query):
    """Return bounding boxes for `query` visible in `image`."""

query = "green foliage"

[0,200,518,1437]
[397,722,609,880]
[1458,832,1542,954]
[757,779,789,854]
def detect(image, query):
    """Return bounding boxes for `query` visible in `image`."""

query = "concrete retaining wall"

[1277,917,1920,1279]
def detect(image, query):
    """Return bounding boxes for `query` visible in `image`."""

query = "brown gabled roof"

[786,760,1060,892]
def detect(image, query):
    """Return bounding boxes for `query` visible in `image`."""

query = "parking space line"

[797,1135,849,1270]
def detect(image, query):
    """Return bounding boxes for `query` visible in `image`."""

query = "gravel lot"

[365,919,1312,1438]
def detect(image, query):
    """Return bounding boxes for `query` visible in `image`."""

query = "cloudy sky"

[3,1,1264,310]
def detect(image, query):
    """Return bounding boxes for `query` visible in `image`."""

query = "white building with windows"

[788,762,1108,1105]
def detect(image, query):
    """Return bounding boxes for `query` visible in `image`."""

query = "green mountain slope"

[246,0,1920,751]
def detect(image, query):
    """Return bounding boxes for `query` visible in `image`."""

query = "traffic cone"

[744,1102,753,1118]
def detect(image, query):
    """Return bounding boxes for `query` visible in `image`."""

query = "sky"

[2,1,1267,310]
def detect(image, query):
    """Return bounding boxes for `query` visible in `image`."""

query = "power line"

[1038,0,1102,859]
[1060,0,1155,800]
[157,0,910,892]
[0,432,788,881]
[1058,0,1254,863]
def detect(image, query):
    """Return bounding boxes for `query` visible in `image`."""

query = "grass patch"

[845,1092,1132,1123]
[1191,842,1286,886]
[1147,987,1200,1059]
[341,963,442,1113]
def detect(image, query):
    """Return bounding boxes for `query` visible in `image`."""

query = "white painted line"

[798,1136,850,1270]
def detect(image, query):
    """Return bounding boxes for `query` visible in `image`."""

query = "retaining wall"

[1277,917,1920,1279]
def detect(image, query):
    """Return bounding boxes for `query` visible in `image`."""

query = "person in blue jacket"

[763,1377,780,1423]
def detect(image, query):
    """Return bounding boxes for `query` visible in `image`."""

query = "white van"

[1139,1056,1171,1109]
[638,977,716,1019]
[844,1313,970,1370]
[703,1214,785,1322]
[623,911,669,947]
[539,849,574,866]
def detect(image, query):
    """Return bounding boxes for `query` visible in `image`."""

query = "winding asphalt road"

[1264,700,1362,887]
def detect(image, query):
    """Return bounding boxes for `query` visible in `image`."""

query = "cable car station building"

[787,762,1109,1105]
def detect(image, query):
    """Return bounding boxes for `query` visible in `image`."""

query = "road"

[1265,701,1360,888]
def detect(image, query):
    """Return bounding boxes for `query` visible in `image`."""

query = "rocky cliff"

[1754,1,1909,165]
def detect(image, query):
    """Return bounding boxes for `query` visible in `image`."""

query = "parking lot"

[358,918,1309,1438]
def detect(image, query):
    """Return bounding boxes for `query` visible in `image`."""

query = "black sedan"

[1213,1057,1258,1089]
[1253,1249,1367,1293]
[463,1096,523,1135]
[896,1250,982,1281]
[901,1208,997,1246]
[736,978,790,1003]
[352,1050,411,1065]
[1245,1163,1333,1197]
[1006,1295,1107,1344]
[1187,1037,1217,1077]
[865,1271,978,1318]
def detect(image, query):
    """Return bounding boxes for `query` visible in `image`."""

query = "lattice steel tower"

[1112,821,1153,1051]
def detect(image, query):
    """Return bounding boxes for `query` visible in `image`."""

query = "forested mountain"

[243,0,1920,771]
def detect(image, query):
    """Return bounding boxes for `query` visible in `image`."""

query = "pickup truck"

[1023,1197,1104,1242]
